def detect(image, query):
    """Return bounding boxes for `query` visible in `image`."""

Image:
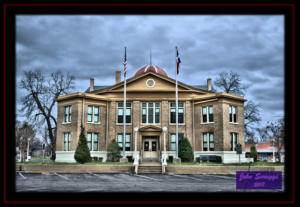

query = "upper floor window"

[142,102,160,124]
[117,133,131,151]
[202,106,214,123]
[203,132,214,151]
[229,106,237,123]
[87,106,99,123]
[87,132,99,151]
[117,102,131,124]
[64,132,71,151]
[64,106,72,123]
[170,133,184,151]
[230,132,238,151]
[170,102,184,124]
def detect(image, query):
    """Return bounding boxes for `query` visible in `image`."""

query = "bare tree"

[15,122,36,162]
[214,71,247,95]
[20,70,75,160]
[244,101,262,141]
[264,119,285,162]
[214,71,261,142]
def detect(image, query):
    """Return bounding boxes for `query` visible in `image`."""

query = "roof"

[245,141,285,153]
[134,65,168,77]
[85,85,111,93]
[191,85,216,92]
[86,84,215,93]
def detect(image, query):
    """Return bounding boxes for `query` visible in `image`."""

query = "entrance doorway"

[142,136,159,159]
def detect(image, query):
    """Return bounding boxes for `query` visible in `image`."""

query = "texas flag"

[176,46,181,75]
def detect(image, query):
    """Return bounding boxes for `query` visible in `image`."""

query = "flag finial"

[150,48,152,65]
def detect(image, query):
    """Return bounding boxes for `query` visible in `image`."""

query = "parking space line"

[54,173,69,180]
[18,172,26,179]
[134,174,161,181]
[201,174,236,180]
[168,174,203,181]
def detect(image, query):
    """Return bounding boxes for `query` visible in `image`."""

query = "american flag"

[123,47,127,77]
[176,46,181,75]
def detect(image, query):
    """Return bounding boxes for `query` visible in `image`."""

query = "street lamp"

[272,139,275,163]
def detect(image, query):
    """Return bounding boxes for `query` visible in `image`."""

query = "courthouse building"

[56,64,249,163]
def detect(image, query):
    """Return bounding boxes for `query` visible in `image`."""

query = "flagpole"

[123,47,127,159]
[175,47,179,159]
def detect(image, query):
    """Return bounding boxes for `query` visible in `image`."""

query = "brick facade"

[56,70,247,163]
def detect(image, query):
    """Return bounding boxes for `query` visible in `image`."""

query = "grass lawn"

[16,161,133,165]
[168,161,284,166]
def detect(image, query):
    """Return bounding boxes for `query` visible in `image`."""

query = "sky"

[16,15,284,137]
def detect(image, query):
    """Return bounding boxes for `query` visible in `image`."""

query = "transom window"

[230,132,238,151]
[202,106,214,123]
[64,106,72,123]
[170,133,184,151]
[142,102,160,124]
[87,106,99,123]
[203,132,214,151]
[229,106,237,123]
[87,132,99,151]
[117,102,131,124]
[117,133,131,151]
[170,102,184,124]
[64,132,71,151]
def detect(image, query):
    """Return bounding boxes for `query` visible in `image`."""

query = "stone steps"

[138,166,162,174]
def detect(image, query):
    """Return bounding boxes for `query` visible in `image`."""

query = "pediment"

[139,125,162,132]
[101,71,207,94]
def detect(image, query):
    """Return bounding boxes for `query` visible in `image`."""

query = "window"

[142,102,160,124]
[64,106,72,123]
[170,102,184,124]
[202,106,214,123]
[203,132,214,151]
[87,132,99,151]
[64,132,71,151]
[117,103,131,124]
[170,133,184,151]
[87,106,99,123]
[117,133,131,151]
[229,106,237,123]
[230,132,238,151]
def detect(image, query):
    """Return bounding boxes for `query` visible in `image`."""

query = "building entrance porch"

[142,136,160,160]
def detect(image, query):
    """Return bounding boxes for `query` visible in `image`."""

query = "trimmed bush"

[178,138,194,162]
[74,125,91,164]
[250,145,258,162]
[107,140,121,162]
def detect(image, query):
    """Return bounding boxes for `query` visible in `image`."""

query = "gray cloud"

[16,15,284,128]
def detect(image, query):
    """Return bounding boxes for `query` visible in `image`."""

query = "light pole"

[26,137,30,162]
[272,139,275,163]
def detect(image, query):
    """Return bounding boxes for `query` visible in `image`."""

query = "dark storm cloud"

[16,15,284,127]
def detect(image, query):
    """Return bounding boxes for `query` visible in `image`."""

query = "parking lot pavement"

[16,173,284,192]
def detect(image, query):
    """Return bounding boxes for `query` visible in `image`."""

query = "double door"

[143,137,159,159]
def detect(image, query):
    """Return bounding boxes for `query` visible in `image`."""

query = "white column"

[134,127,139,166]
[134,127,139,152]
[163,127,167,152]
[162,127,167,165]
